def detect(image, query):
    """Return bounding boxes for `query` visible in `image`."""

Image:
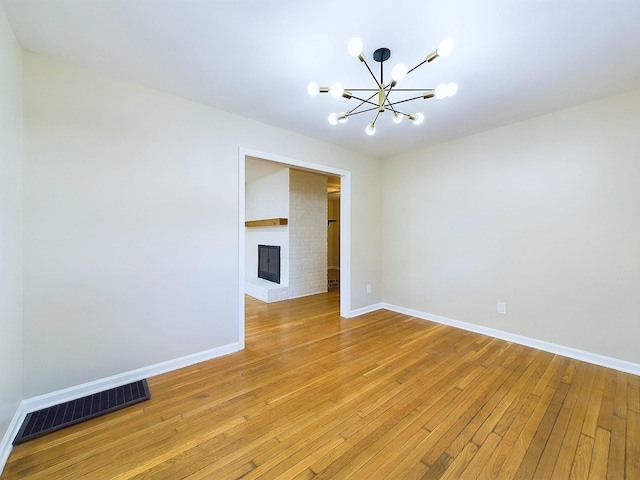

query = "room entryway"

[327,175,340,292]
[238,148,352,349]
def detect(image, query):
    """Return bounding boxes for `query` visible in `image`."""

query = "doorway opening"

[327,175,341,292]
[238,148,352,349]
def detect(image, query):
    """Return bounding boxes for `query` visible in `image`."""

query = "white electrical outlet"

[497,302,507,315]
[366,284,372,294]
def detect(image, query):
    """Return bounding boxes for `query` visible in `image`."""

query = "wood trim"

[244,218,288,227]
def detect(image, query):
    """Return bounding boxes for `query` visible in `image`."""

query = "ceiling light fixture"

[309,37,457,135]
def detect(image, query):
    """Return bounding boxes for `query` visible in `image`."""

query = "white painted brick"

[245,168,327,301]
[288,170,327,298]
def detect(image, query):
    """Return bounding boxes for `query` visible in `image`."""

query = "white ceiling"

[3,0,640,159]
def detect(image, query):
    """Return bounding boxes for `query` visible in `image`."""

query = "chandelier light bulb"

[435,83,448,99]
[391,63,407,82]
[365,123,376,135]
[437,38,455,58]
[410,113,424,125]
[330,83,344,99]
[307,82,320,97]
[348,37,364,57]
[309,39,456,133]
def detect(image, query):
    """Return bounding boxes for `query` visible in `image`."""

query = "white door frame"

[238,147,352,348]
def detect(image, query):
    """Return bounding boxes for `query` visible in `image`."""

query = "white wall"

[0,5,23,441]
[245,166,289,285]
[382,90,640,364]
[22,52,382,397]
[288,170,327,298]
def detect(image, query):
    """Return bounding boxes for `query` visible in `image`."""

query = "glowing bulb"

[410,113,424,125]
[437,38,455,57]
[365,123,376,135]
[338,112,348,124]
[307,82,320,97]
[446,82,458,97]
[348,37,363,57]
[330,83,344,99]
[328,113,338,125]
[435,83,448,99]
[393,112,403,124]
[391,63,407,82]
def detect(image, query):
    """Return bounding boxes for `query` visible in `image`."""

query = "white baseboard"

[382,303,640,376]
[0,342,240,475]
[0,402,26,474]
[287,289,328,300]
[349,302,384,317]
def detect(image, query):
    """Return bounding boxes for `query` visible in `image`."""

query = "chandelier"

[308,37,457,135]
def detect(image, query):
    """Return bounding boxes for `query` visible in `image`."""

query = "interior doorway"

[327,176,341,292]
[238,148,352,349]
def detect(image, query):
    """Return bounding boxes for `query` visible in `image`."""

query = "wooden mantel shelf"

[245,218,288,227]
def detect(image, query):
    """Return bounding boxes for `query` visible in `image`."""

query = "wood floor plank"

[551,363,597,479]
[328,360,508,478]
[607,414,626,480]
[350,423,438,480]
[561,359,579,384]
[470,350,543,446]
[531,354,569,396]
[588,427,610,480]
[311,363,477,478]
[496,385,557,480]
[479,393,540,479]
[512,382,570,479]
[420,359,525,467]
[458,432,502,478]
[2,291,639,480]
[533,365,586,479]
[626,410,640,480]
[569,434,594,480]
[308,370,462,476]
[597,370,618,431]
[439,441,480,480]
[581,366,607,438]
[614,370,629,419]
[443,365,511,458]
[629,374,640,413]
[490,352,551,437]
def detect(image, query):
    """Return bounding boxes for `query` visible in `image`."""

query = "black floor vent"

[13,379,150,445]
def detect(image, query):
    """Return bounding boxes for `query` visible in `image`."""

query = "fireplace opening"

[258,245,281,284]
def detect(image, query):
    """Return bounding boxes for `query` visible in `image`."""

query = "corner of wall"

[0,3,25,474]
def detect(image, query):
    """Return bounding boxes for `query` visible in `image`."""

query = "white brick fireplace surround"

[244,163,327,302]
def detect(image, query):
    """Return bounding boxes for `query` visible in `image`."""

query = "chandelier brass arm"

[308,37,457,135]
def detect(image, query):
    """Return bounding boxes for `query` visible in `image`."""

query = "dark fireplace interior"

[258,245,281,284]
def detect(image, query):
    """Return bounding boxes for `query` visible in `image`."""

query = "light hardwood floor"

[3,291,639,479]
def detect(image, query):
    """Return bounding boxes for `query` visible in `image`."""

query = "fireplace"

[258,245,281,284]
